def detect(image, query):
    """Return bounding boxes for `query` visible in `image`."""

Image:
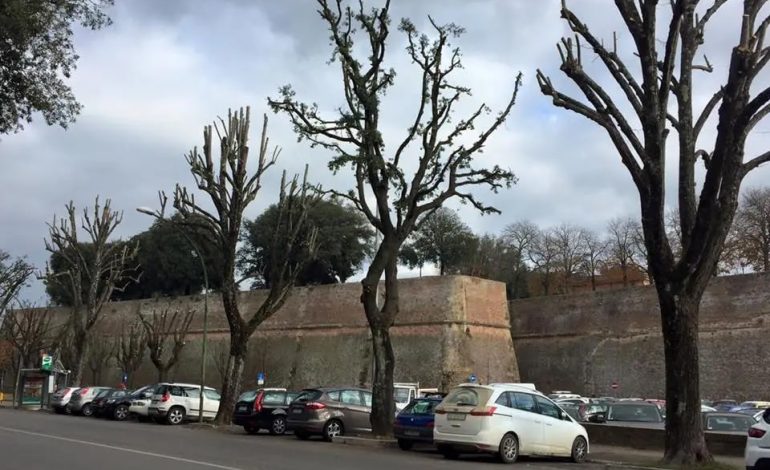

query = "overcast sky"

[1,0,768,303]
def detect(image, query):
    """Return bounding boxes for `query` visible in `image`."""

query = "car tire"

[498,433,519,464]
[114,404,130,421]
[53,407,64,415]
[438,444,459,460]
[269,416,287,435]
[322,419,343,442]
[81,404,94,417]
[397,439,413,451]
[571,436,588,463]
[244,424,259,435]
[166,406,185,425]
[295,430,311,440]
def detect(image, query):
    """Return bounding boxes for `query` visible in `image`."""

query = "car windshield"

[608,404,661,422]
[394,388,411,404]
[95,390,110,398]
[402,400,437,415]
[238,391,257,402]
[293,390,323,403]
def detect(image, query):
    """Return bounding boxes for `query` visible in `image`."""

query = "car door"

[339,389,369,432]
[535,395,574,455]
[510,392,546,454]
[184,387,201,417]
[203,389,221,418]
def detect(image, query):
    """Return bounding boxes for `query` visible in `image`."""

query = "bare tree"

[529,229,558,295]
[606,217,643,287]
[112,318,146,387]
[86,332,113,385]
[210,339,230,384]
[581,230,607,291]
[552,223,587,293]
[170,108,318,424]
[732,187,770,272]
[501,221,539,298]
[1,303,54,402]
[138,306,194,383]
[269,0,520,435]
[537,0,770,462]
[43,198,138,385]
[0,251,34,319]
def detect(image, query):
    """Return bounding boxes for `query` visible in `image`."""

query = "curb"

[332,435,398,449]
[587,458,667,470]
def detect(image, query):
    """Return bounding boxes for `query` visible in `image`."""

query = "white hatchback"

[434,383,589,463]
[746,409,770,470]
[148,383,221,425]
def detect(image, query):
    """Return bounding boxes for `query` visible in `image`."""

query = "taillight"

[253,392,264,413]
[79,387,89,395]
[749,427,766,438]
[470,406,497,416]
[161,392,170,403]
[305,402,326,410]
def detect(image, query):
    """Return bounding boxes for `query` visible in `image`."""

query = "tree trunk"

[156,366,167,383]
[368,324,395,436]
[215,338,247,424]
[658,286,711,464]
[70,331,88,386]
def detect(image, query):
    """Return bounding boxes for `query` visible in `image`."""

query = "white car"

[51,387,79,414]
[128,384,158,420]
[148,383,221,425]
[434,383,589,463]
[746,409,770,470]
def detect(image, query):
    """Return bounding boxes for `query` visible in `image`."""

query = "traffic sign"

[257,372,265,386]
[468,373,477,384]
[611,381,619,390]
[40,354,53,372]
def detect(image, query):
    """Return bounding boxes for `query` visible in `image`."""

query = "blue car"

[394,396,443,451]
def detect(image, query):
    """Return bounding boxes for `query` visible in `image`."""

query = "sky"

[1,0,768,303]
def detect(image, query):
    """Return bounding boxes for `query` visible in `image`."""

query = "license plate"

[238,405,248,412]
[447,413,466,421]
[404,430,420,436]
[292,408,303,414]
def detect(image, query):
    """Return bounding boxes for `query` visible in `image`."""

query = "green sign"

[40,354,53,372]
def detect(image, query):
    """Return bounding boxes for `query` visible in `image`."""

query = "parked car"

[559,403,583,421]
[712,400,738,412]
[393,396,443,450]
[92,389,129,417]
[233,388,298,435]
[99,387,155,421]
[51,387,79,414]
[69,386,112,416]
[746,409,770,470]
[287,387,372,441]
[580,403,609,422]
[589,402,664,428]
[148,383,221,425]
[127,384,159,421]
[702,412,757,434]
[433,383,589,463]
[733,402,770,413]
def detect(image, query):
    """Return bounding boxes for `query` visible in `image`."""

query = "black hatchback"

[233,388,299,435]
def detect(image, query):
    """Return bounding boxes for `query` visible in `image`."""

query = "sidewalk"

[589,444,743,469]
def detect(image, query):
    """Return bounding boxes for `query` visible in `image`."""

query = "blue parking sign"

[468,373,477,383]
[257,372,265,386]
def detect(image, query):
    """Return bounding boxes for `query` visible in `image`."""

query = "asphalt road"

[0,408,605,470]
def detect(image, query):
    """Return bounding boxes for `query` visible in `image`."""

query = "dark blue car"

[394,397,443,450]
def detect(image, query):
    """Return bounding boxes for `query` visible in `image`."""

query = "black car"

[233,388,299,435]
[393,397,443,450]
[101,385,157,421]
[92,389,128,417]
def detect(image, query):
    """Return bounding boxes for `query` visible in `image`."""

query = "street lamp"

[137,207,209,423]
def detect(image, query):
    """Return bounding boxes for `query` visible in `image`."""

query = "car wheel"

[114,404,129,421]
[269,416,287,435]
[438,444,459,460]
[498,433,519,464]
[81,404,94,417]
[397,439,413,451]
[244,424,259,435]
[166,406,185,425]
[571,436,588,463]
[53,407,64,415]
[295,430,311,440]
[322,419,343,442]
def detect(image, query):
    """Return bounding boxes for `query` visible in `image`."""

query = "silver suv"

[148,383,221,425]
[51,387,79,414]
[69,386,112,416]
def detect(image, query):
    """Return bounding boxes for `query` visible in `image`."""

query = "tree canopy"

[0,0,113,134]
[400,208,475,276]
[239,198,372,288]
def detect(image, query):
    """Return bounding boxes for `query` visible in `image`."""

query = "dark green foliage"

[0,0,113,134]
[400,208,476,276]
[239,198,372,288]
[456,234,530,299]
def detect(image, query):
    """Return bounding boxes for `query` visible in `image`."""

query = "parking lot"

[0,408,608,470]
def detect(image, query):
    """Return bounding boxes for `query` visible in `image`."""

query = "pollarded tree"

[0,250,34,318]
[537,0,770,462]
[269,0,520,435]
[171,108,319,424]
[138,306,194,382]
[86,331,113,385]
[113,318,146,387]
[43,198,139,386]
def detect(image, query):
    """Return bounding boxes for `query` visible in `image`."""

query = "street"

[0,408,602,470]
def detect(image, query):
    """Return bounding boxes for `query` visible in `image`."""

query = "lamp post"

[137,207,209,423]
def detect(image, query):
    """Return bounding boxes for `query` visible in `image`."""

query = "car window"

[444,388,480,407]
[263,392,285,405]
[285,393,300,405]
[169,386,185,397]
[294,390,323,402]
[238,391,257,402]
[512,392,538,413]
[608,404,661,422]
[362,392,372,407]
[95,390,110,398]
[184,387,201,398]
[394,388,411,404]
[340,390,364,406]
[495,392,511,408]
[114,391,127,398]
[535,396,561,419]
[403,400,437,415]
[326,390,341,402]
[204,390,221,401]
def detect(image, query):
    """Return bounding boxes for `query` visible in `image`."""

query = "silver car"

[128,384,158,421]
[51,387,79,414]
[69,386,112,416]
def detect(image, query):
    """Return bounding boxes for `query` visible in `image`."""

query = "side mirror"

[561,412,572,421]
